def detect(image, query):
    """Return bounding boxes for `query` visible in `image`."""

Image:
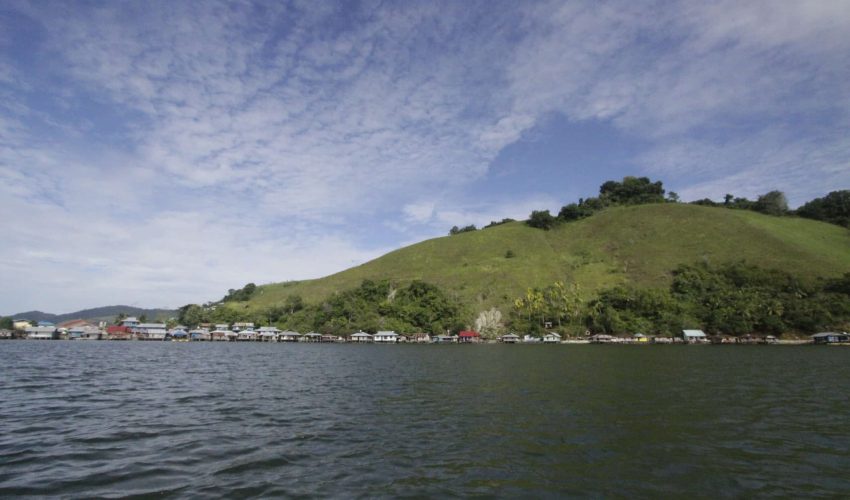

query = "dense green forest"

[510,263,850,337]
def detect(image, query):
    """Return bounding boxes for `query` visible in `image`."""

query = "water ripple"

[1,342,849,497]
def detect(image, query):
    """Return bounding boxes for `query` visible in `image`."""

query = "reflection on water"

[1,342,849,497]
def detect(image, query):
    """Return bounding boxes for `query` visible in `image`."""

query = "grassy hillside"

[242,204,850,315]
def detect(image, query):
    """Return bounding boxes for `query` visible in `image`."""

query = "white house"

[373,331,399,343]
[280,331,301,342]
[210,329,230,341]
[350,331,373,343]
[433,334,457,344]
[237,329,258,341]
[302,332,322,342]
[233,322,255,331]
[543,332,562,343]
[500,333,520,343]
[134,323,167,340]
[682,329,708,344]
[26,326,56,340]
[258,326,281,342]
[120,317,140,327]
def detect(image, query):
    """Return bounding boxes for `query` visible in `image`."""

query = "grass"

[241,204,850,316]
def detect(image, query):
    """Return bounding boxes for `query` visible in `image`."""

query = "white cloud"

[1,0,849,312]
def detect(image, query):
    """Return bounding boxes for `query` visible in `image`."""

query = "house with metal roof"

[25,326,57,340]
[350,331,373,343]
[374,331,399,343]
[69,325,102,340]
[500,333,520,343]
[120,317,140,327]
[682,329,708,344]
[189,329,211,341]
[237,329,258,341]
[811,332,850,344]
[258,326,281,342]
[134,323,167,340]
[210,329,230,341]
[433,334,457,344]
[543,332,562,343]
[279,331,301,342]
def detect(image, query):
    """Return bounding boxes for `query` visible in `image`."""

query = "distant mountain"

[10,306,177,324]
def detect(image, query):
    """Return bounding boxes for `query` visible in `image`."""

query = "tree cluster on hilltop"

[447,176,849,233]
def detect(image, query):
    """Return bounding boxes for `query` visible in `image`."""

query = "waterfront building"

[170,329,189,340]
[374,331,399,343]
[233,322,254,332]
[350,331,373,343]
[682,329,708,344]
[120,317,140,328]
[811,332,850,344]
[302,332,322,342]
[134,323,167,340]
[0,329,12,339]
[411,333,431,343]
[237,329,258,341]
[320,334,339,343]
[280,331,301,342]
[189,329,211,341]
[210,329,229,341]
[543,332,562,343]
[106,325,132,340]
[69,326,102,340]
[258,326,281,342]
[458,331,481,343]
[433,334,457,344]
[500,333,520,343]
[25,326,57,340]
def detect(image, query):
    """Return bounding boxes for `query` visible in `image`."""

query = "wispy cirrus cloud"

[1,0,848,313]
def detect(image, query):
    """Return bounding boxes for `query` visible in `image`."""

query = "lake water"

[1,342,849,497]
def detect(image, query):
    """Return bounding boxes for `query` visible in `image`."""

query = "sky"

[1,0,849,314]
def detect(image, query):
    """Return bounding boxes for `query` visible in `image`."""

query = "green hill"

[242,204,850,316]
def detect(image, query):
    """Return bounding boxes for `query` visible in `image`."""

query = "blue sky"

[1,0,849,314]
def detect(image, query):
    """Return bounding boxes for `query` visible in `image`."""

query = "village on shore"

[1,316,848,345]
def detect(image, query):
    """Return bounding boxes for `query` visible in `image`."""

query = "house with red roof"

[458,330,481,343]
[106,325,132,340]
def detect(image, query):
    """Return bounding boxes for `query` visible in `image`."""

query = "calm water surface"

[1,342,849,497]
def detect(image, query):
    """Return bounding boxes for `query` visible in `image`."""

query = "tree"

[527,210,557,230]
[449,225,477,235]
[284,294,304,315]
[797,190,850,228]
[667,191,680,203]
[178,304,207,327]
[599,176,665,205]
[558,203,595,221]
[0,316,12,330]
[754,190,788,216]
